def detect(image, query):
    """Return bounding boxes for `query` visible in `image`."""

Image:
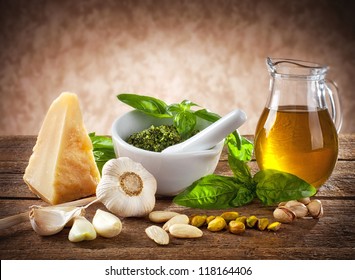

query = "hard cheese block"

[23,92,100,205]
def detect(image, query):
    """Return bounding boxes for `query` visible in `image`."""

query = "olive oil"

[254,106,338,187]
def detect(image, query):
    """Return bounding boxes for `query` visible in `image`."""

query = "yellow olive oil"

[254,106,338,187]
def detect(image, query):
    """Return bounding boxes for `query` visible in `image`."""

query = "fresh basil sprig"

[173,175,256,209]
[117,94,171,118]
[117,93,220,140]
[173,131,317,208]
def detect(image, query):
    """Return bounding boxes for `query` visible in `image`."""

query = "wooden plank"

[0,199,354,260]
[338,134,355,160]
[0,160,354,199]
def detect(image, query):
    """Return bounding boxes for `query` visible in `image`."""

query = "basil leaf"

[89,133,116,174]
[228,154,252,183]
[166,103,181,114]
[117,93,171,118]
[174,110,197,140]
[173,175,255,209]
[180,99,199,109]
[230,181,256,207]
[226,131,253,162]
[194,109,221,123]
[254,169,317,205]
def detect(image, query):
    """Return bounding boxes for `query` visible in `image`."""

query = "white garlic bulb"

[96,158,157,217]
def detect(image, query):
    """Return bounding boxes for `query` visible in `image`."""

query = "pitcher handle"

[325,79,343,133]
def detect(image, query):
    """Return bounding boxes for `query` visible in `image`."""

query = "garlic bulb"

[92,209,122,238]
[68,216,97,242]
[96,158,157,217]
[29,206,84,236]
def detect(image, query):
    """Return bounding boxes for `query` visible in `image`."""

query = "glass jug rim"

[267,57,328,79]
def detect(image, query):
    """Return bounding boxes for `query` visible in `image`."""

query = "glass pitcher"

[254,57,342,188]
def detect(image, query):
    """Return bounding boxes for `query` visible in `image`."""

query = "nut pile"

[189,212,281,235]
[146,198,323,245]
[145,210,282,245]
[273,198,323,223]
[146,212,203,245]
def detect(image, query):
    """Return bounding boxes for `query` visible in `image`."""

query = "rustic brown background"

[0,0,354,136]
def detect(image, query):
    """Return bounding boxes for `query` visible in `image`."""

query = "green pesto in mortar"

[127,125,183,152]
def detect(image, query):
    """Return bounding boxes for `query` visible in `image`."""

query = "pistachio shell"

[273,206,296,223]
[307,199,323,218]
[285,201,308,218]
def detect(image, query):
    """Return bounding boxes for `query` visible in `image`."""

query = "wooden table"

[0,135,354,260]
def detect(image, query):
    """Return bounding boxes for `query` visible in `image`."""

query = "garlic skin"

[29,206,84,236]
[92,209,122,238]
[96,158,157,217]
[68,216,97,242]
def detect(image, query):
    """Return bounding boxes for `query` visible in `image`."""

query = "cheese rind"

[23,92,100,205]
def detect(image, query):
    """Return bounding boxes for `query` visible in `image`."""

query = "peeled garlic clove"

[145,225,169,245]
[96,158,157,218]
[29,206,84,236]
[162,214,189,232]
[68,216,97,242]
[92,209,122,238]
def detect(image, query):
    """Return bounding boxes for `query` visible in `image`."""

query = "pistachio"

[285,201,308,218]
[148,211,180,223]
[246,215,258,228]
[206,215,216,225]
[162,214,189,232]
[169,224,203,238]
[229,221,245,234]
[278,201,287,207]
[298,197,311,205]
[273,206,296,223]
[307,199,323,218]
[257,218,269,231]
[267,221,282,231]
[207,216,227,232]
[145,225,169,245]
[221,211,239,222]
[235,216,247,224]
[190,215,207,227]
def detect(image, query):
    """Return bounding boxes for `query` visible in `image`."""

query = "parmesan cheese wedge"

[23,92,100,205]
